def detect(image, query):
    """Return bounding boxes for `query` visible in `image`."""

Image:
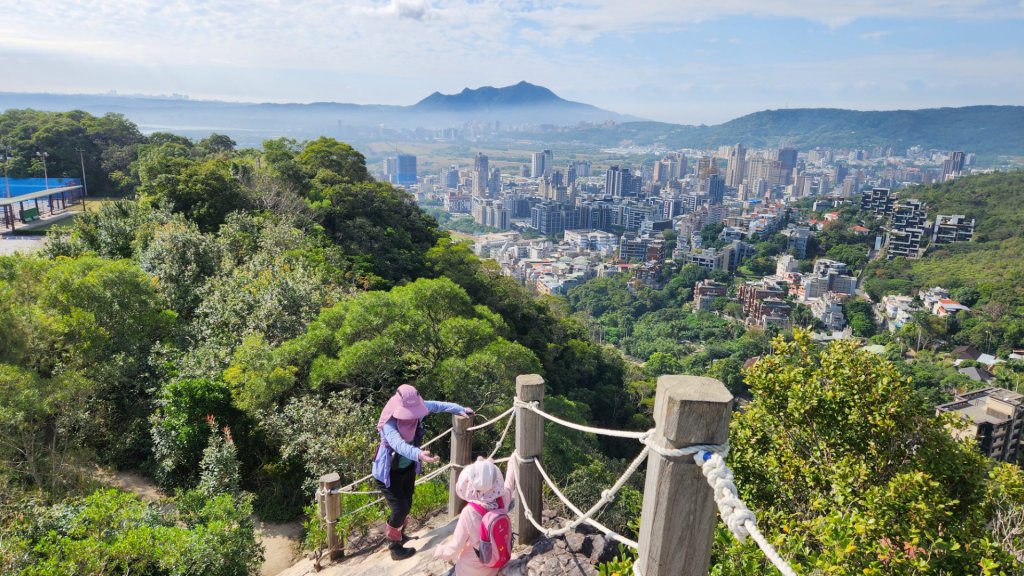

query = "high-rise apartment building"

[725,144,746,188]
[776,147,798,184]
[395,154,417,185]
[706,174,725,205]
[531,149,553,179]
[861,187,895,216]
[941,151,966,181]
[605,165,636,198]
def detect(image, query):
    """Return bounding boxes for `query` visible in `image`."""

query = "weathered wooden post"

[318,472,345,561]
[514,373,545,545]
[635,375,733,576]
[449,414,473,518]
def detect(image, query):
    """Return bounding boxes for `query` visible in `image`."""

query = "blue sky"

[1,0,1022,124]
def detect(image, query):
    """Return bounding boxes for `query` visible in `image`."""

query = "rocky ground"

[278,509,621,576]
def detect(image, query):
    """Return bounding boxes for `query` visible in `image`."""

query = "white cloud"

[352,0,435,21]
[0,0,1022,121]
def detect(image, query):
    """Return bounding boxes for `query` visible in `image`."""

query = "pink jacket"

[434,464,517,576]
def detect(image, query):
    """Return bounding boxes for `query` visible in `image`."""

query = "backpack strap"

[466,501,489,540]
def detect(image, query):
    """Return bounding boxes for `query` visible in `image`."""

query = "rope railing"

[513,398,648,439]
[316,388,798,576]
[516,450,643,549]
[325,407,516,496]
[513,396,799,576]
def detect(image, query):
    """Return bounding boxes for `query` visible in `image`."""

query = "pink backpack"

[467,497,512,568]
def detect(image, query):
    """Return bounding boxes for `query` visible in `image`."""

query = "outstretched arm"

[425,400,474,417]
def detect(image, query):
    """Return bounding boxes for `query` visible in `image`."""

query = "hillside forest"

[0,109,1023,575]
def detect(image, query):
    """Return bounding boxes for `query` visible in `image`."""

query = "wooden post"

[318,472,344,561]
[635,375,732,576]
[449,414,473,518]
[514,373,545,545]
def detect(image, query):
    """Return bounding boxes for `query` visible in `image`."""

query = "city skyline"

[2,1,1023,124]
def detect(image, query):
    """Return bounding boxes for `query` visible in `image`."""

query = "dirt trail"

[91,465,302,576]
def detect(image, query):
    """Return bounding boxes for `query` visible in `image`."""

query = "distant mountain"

[0,82,638,146]
[551,106,1024,157]
[415,81,578,110]
[2,87,1021,156]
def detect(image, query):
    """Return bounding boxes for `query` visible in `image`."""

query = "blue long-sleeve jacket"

[372,400,466,487]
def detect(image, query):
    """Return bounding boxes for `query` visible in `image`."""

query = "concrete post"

[514,373,545,545]
[318,472,345,561]
[635,375,733,576]
[449,414,473,518]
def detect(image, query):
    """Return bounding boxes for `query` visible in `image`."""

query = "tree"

[139,218,223,319]
[198,420,241,496]
[295,137,369,192]
[844,299,877,337]
[150,378,237,487]
[313,180,441,284]
[716,330,1018,574]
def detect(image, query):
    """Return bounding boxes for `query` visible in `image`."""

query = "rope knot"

[694,452,756,542]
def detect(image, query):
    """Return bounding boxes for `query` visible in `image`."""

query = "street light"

[75,147,89,212]
[36,151,49,189]
[1,143,11,199]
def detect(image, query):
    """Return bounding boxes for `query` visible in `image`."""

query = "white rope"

[421,426,454,450]
[467,406,515,431]
[509,450,645,549]
[693,451,797,576]
[486,406,516,460]
[532,454,642,549]
[639,430,729,461]
[513,399,648,439]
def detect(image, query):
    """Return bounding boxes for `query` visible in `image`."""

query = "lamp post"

[36,151,49,189]
[75,148,89,211]
[1,143,11,199]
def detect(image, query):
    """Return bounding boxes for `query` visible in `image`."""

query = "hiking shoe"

[390,546,416,561]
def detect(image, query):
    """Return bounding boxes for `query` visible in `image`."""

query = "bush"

[4,488,262,576]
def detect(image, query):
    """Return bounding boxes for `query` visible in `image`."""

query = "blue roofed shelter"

[1,178,83,231]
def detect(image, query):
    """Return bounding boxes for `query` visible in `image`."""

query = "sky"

[1,0,1023,124]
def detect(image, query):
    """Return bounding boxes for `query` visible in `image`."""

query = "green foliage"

[0,255,173,465]
[261,391,378,492]
[198,422,241,497]
[138,154,249,232]
[865,172,1024,352]
[3,488,262,576]
[0,109,143,195]
[44,200,155,259]
[0,364,95,493]
[139,218,223,318]
[844,299,877,337]
[720,330,1020,574]
[599,545,638,576]
[313,179,442,285]
[150,379,237,487]
[904,171,1024,244]
[560,459,642,537]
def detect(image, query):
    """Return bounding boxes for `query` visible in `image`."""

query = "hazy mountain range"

[2,82,1022,156]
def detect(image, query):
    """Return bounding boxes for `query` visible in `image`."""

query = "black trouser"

[377,456,416,530]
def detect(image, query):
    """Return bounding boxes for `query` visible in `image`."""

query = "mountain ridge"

[413,81,584,110]
[2,87,1022,155]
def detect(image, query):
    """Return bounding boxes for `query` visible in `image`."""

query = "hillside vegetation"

[864,171,1024,354]
[2,109,1023,575]
[553,106,1024,159]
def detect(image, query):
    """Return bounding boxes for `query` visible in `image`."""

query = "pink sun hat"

[391,384,429,420]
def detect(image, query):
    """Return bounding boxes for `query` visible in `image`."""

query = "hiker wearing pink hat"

[373,384,473,560]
